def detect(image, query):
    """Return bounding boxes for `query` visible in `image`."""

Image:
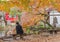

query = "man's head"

[16,22,19,25]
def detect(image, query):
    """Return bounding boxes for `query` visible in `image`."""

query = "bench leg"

[49,30,57,34]
[49,31,53,34]
[54,31,57,34]
[12,34,17,40]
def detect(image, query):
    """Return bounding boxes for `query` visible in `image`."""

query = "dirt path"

[0,33,60,42]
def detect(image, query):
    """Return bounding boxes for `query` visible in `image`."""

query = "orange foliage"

[0,4,4,11]
[0,0,60,12]
[0,0,60,28]
[53,0,60,12]
[20,11,44,28]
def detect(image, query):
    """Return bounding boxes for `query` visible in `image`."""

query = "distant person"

[53,17,58,27]
[13,22,24,40]
[50,17,58,34]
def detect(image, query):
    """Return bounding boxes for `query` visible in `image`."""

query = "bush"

[0,26,4,31]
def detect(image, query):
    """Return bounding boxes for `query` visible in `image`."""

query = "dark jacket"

[16,24,24,35]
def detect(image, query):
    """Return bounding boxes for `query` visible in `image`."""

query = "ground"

[0,32,60,42]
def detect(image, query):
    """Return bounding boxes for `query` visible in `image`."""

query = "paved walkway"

[0,33,60,42]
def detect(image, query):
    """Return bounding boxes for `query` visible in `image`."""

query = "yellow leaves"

[3,2,10,12]
[29,0,34,6]
[0,0,60,12]
[0,5,4,11]
[21,12,45,28]
[0,1,20,11]
[49,0,60,12]
[19,0,30,11]
[54,0,60,12]
[1,0,60,28]
[9,2,14,7]
[55,5,60,12]
[38,0,50,9]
